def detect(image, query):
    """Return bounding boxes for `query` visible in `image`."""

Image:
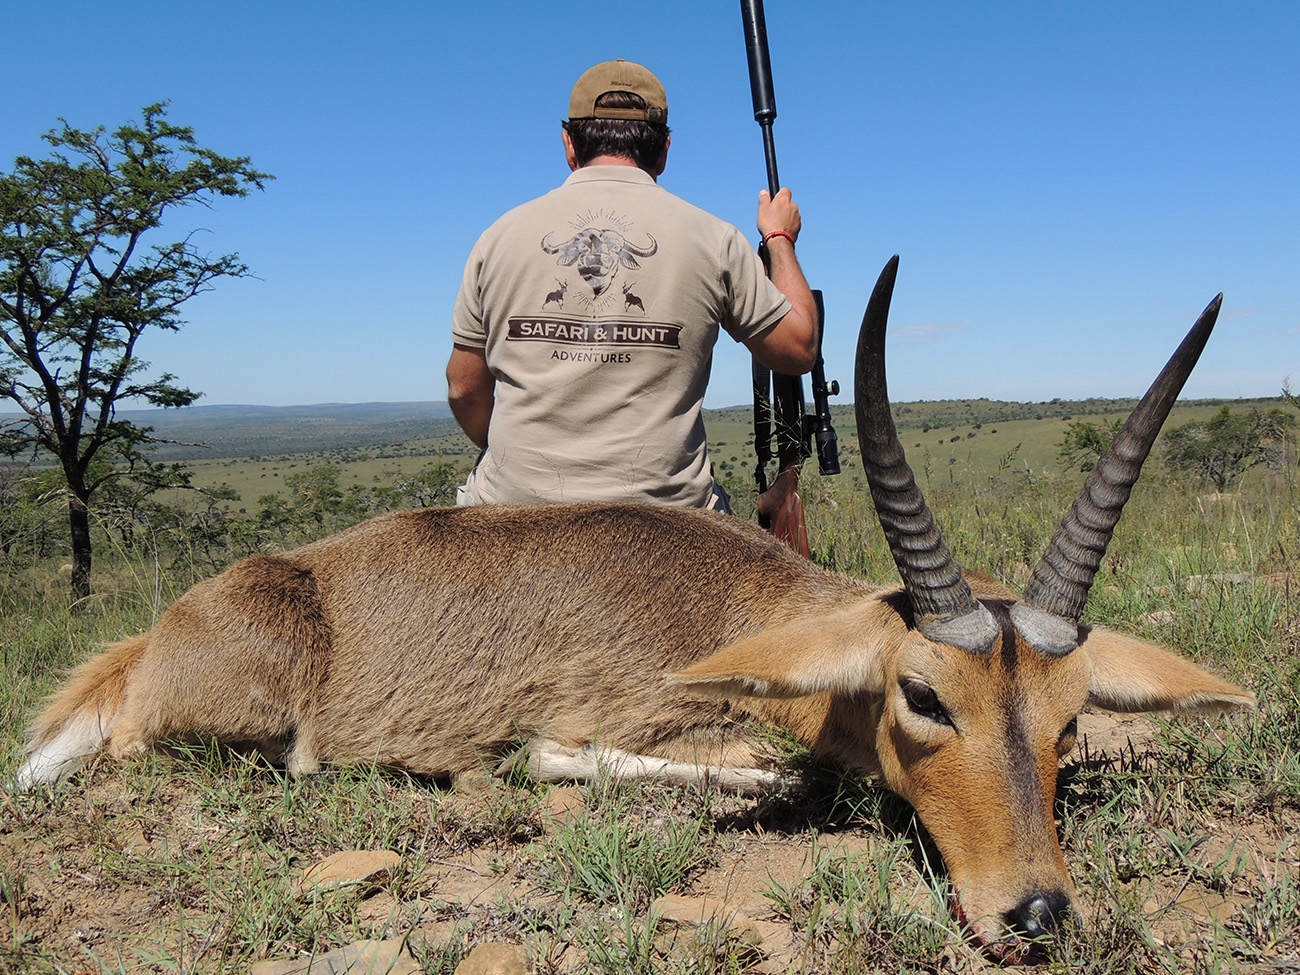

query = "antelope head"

[856,256,1254,953]
[676,257,1254,956]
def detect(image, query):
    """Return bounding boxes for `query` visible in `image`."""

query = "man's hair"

[564,91,670,171]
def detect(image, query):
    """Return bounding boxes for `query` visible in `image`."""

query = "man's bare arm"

[746,187,817,374]
[446,344,495,450]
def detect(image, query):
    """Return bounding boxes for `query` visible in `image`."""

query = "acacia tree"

[1162,405,1296,491]
[1056,418,1123,472]
[0,104,271,599]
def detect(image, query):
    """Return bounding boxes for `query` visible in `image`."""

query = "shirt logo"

[507,317,680,349]
[540,227,657,299]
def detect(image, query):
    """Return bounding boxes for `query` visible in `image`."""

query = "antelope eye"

[902,679,953,727]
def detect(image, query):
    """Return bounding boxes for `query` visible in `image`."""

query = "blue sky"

[5,1,1296,408]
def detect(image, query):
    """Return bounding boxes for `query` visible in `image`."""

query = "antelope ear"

[1077,625,1256,713]
[669,600,892,699]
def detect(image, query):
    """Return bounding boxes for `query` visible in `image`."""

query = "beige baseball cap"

[568,59,668,123]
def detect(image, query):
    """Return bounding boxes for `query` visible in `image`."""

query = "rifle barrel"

[759,125,780,199]
[741,0,777,124]
[740,0,841,500]
[741,0,781,196]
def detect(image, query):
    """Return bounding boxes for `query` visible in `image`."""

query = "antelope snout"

[1005,889,1073,941]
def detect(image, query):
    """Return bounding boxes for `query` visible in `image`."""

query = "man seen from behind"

[447,58,817,511]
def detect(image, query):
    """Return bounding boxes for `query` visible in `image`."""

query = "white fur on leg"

[14,713,113,791]
[286,735,320,777]
[496,739,795,796]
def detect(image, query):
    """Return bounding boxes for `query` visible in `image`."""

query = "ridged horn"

[1013,294,1223,656]
[856,256,997,653]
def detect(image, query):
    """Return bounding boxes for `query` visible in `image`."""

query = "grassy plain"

[166,396,1287,508]
[1,399,1297,973]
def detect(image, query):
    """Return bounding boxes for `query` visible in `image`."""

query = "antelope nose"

[1006,890,1072,940]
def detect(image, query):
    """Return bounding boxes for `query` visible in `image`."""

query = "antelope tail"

[16,636,148,790]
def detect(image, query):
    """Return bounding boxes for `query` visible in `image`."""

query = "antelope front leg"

[495,738,798,796]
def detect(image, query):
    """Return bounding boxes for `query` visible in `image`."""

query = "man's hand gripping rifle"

[741,0,840,557]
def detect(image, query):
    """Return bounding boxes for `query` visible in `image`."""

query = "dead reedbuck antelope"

[18,257,1253,954]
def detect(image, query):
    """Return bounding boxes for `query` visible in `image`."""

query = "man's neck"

[581,155,641,169]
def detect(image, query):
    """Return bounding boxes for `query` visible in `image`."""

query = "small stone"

[455,941,528,975]
[297,850,401,896]
[250,937,419,974]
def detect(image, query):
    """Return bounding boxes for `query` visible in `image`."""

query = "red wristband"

[762,230,796,248]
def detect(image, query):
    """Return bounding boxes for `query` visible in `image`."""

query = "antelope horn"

[856,256,997,653]
[1012,294,1223,656]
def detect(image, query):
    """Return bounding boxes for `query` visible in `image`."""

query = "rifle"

[740,0,840,557]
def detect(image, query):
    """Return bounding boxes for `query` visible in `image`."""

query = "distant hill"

[6,396,1287,466]
[114,402,458,460]
[710,394,1284,433]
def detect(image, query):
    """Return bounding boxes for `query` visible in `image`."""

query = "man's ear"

[562,128,579,172]
[669,599,893,699]
[1078,625,1256,713]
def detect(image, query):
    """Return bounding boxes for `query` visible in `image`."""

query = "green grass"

[531,776,714,913]
[761,837,958,969]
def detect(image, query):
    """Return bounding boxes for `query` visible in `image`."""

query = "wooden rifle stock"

[755,370,810,558]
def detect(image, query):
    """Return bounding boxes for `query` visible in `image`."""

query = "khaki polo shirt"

[452,166,790,507]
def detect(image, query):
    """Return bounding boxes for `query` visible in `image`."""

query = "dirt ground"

[2,708,1297,974]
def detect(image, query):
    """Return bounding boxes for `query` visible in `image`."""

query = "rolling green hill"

[108,395,1289,506]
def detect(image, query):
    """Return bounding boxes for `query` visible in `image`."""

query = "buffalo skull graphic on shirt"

[540,228,658,298]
